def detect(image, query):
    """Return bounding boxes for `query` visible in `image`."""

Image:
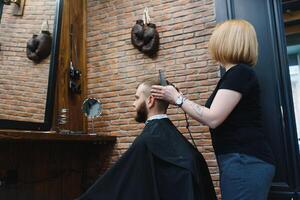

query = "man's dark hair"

[138,77,169,112]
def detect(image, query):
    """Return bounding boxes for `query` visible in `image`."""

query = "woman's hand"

[151,85,181,105]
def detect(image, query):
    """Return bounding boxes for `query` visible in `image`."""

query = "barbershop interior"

[0,0,300,199]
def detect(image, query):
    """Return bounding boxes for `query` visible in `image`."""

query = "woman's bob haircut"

[208,19,258,66]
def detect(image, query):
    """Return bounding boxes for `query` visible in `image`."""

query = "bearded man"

[76,77,217,200]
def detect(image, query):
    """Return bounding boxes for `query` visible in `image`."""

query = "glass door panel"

[283,0,300,151]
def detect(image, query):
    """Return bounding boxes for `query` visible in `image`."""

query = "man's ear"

[147,95,155,109]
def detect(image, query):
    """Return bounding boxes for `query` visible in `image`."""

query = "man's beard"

[135,101,148,123]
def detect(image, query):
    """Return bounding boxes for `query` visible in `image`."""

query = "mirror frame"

[0,2,3,23]
[0,0,63,131]
[82,98,103,119]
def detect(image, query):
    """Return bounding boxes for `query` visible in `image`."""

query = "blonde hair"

[208,19,258,66]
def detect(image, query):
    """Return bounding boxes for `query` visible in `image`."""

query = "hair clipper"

[159,70,168,86]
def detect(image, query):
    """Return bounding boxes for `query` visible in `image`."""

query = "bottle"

[57,108,69,134]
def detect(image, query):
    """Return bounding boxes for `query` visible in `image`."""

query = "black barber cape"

[76,118,217,200]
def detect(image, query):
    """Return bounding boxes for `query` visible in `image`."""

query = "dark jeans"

[217,153,275,200]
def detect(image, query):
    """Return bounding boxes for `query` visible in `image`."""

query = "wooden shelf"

[0,130,116,142]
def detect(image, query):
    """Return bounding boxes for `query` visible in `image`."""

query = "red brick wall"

[0,0,55,122]
[87,0,220,195]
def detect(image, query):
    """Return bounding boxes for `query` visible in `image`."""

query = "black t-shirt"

[205,63,275,165]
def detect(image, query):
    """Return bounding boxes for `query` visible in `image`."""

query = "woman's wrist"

[174,93,187,107]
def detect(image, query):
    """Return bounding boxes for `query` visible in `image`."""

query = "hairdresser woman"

[151,19,275,200]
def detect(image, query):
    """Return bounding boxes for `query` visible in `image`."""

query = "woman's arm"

[151,85,242,129]
[181,89,241,128]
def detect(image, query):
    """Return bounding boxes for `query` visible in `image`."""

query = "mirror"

[82,98,102,134]
[0,0,63,130]
[82,98,102,119]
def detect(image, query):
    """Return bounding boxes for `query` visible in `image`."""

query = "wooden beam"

[284,10,300,23]
[55,0,87,133]
[12,0,25,16]
[285,25,300,35]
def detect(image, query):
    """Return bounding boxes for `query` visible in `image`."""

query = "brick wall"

[87,0,220,196]
[0,0,55,122]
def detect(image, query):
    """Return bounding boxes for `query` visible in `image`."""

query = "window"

[283,0,300,151]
